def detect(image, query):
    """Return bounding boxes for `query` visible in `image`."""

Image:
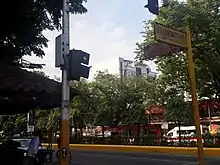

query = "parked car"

[12,138,32,151]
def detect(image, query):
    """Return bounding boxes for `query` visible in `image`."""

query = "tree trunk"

[48,128,53,149]
[178,121,181,146]
[74,121,78,139]
[102,125,104,138]
[137,123,140,144]
[80,127,83,137]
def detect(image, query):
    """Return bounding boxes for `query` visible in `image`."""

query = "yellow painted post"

[60,118,70,165]
[59,0,70,163]
[185,26,205,165]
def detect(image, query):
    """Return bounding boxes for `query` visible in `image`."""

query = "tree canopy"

[135,0,220,99]
[2,0,218,139]
[0,71,159,137]
[1,0,87,64]
[92,71,156,126]
[134,0,220,125]
[165,94,193,125]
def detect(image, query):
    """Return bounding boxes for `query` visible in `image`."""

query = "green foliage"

[0,115,26,137]
[70,79,95,128]
[0,71,192,137]
[35,108,60,132]
[165,95,193,125]
[135,0,220,99]
[1,0,87,64]
[134,0,220,124]
[90,71,158,126]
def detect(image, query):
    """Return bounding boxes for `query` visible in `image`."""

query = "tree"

[92,71,157,138]
[33,79,95,140]
[70,79,91,137]
[35,108,60,135]
[69,79,104,138]
[135,0,220,99]
[1,0,87,64]
[0,114,27,137]
[92,71,122,126]
[119,76,156,125]
[165,94,194,144]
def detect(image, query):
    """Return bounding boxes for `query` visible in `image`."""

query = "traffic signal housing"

[67,49,91,81]
[144,0,159,15]
[162,0,169,7]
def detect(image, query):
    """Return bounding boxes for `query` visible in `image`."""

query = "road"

[52,150,220,165]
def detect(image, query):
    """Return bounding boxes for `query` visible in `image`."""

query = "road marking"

[77,153,198,164]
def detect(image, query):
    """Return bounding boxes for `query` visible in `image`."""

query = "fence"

[41,135,220,148]
[1,134,219,148]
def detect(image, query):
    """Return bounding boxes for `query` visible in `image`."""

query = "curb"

[42,144,220,157]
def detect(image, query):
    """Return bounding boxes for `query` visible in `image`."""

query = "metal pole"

[208,106,211,126]
[60,0,70,164]
[185,26,205,165]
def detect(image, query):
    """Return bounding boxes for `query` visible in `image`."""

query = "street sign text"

[154,23,186,48]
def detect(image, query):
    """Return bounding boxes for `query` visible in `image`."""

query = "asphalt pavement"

[52,150,220,165]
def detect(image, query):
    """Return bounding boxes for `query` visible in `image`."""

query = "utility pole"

[55,0,91,164]
[185,26,204,165]
[60,0,70,164]
[144,1,205,165]
[27,110,35,135]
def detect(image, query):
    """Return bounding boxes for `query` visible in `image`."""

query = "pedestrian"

[23,130,43,165]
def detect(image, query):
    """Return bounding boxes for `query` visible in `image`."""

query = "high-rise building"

[119,57,157,79]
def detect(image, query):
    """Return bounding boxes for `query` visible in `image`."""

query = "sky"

[24,0,159,81]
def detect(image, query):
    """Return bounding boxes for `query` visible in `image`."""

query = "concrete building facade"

[119,57,157,79]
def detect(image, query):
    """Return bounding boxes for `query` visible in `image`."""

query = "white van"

[166,125,208,144]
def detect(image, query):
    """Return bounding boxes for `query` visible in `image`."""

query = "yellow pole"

[59,0,70,163]
[185,26,205,165]
[60,116,70,165]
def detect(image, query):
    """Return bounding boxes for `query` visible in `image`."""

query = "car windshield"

[13,139,31,147]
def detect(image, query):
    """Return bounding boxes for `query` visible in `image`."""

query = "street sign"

[27,125,35,132]
[154,23,186,48]
[28,111,34,126]
[144,42,183,60]
[27,111,34,132]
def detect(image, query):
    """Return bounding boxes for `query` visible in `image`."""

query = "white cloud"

[25,19,141,80]
[24,2,157,81]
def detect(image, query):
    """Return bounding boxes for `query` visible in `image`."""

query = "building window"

[136,67,141,75]
[124,69,127,77]
[146,68,150,74]
[120,62,123,77]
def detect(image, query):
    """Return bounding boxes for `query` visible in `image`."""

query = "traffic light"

[162,0,169,7]
[67,49,91,81]
[144,0,159,15]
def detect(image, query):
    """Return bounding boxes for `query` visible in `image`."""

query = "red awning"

[199,99,220,109]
